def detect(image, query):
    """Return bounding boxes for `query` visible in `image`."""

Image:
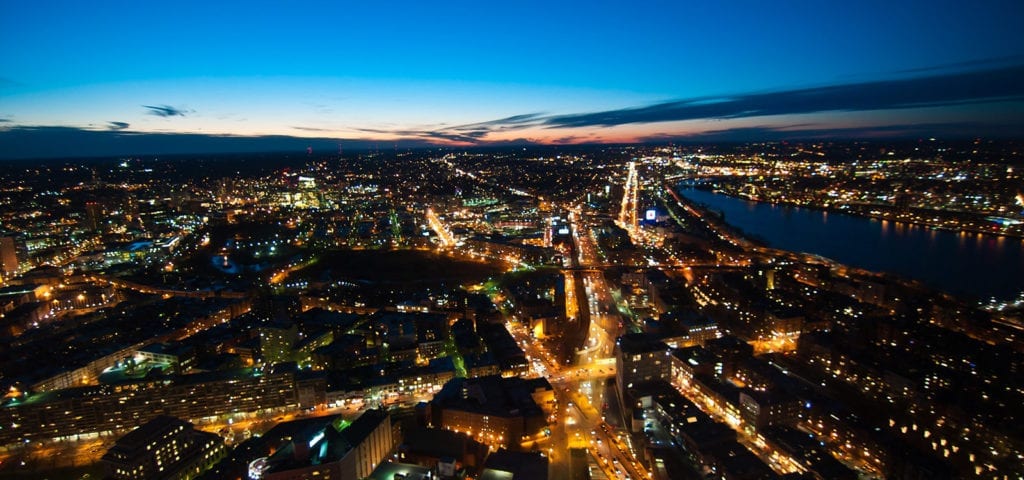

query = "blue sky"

[2,0,1023,157]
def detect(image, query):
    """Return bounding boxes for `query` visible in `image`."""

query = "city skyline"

[3,3,1024,478]
[2,144,1021,479]
[3,0,1024,158]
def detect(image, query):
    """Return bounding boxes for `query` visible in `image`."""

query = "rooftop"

[266,408,389,473]
[432,375,551,418]
[617,332,669,355]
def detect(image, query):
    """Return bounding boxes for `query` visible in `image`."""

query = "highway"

[424,207,456,247]
[540,206,651,478]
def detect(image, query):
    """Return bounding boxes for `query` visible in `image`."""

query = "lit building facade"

[615,333,671,398]
[0,367,303,445]
[0,235,23,279]
[427,375,554,450]
[101,415,225,480]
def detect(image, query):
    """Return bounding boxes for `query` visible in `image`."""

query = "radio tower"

[619,161,639,234]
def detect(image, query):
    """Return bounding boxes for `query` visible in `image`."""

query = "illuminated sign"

[645,209,657,221]
[308,430,326,448]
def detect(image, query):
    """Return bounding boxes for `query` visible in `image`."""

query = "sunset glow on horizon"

[2,0,1023,157]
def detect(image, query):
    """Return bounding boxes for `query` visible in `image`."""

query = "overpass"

[89,274,249,299]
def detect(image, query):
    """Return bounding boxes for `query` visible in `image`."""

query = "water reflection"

[679,187,1024,300]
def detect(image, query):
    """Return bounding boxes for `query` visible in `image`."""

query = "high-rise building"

[259,321,298,365]
[85,200,105,232]
[0,235,21,278]
[101,415,225,480]
[615,333,671,400]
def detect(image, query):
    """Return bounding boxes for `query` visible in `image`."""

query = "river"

[677,187,1024,301]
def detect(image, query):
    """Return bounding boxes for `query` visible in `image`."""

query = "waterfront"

[678,187,1024,301]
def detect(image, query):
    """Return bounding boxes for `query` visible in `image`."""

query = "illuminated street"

[2,145,1021,480]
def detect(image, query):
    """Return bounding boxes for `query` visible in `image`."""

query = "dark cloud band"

[353,64,1024,142]
[542,65,1024,128]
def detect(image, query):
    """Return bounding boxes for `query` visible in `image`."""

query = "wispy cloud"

[291,126,333,132]
[447,113,546,140]
[355,126,490,144]
[107,121,130,130]
[352,113,547,144]
[143,104,189,117]
[452,113,546,129]
[891,54,1024,75]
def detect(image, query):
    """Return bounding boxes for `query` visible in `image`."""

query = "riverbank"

[676,186,1024,301]
[701,186,1024,240]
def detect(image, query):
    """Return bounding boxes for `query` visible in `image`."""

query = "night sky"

[2,0,1023,158]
